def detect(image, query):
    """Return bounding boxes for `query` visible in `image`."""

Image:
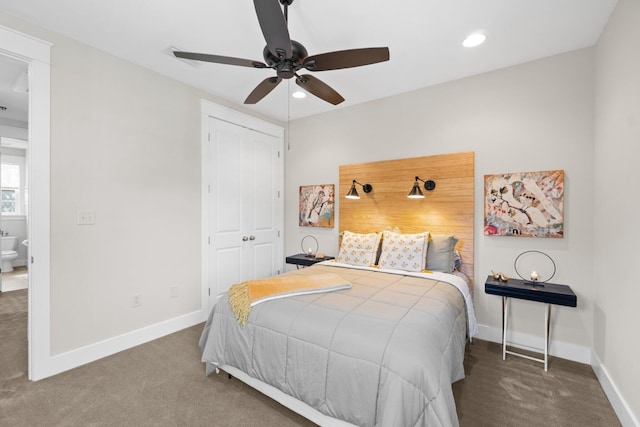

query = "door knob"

[249,235,256,241]
[242,236,249,241]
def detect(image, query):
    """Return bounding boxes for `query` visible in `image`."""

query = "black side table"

[485,275,577,371]
[286,253,335,269]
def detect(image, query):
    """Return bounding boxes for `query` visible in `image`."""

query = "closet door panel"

[207,115,282,300]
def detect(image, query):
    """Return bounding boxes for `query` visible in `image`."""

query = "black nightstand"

[485,275,577,371]
[286,253,335,269]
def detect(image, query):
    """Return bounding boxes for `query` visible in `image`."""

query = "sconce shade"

[408,182,424,198]
[408,176,436,198]
[346,180,372,199]
[346,184,360,199]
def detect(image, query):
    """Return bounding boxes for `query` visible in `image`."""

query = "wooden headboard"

[339,151,474,286]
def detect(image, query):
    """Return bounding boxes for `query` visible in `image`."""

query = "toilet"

[2,236,19,273]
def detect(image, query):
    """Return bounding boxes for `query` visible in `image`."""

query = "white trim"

[1,215,27,221]
[42,311,204,378]
[0,25,51,61]
[200,103,211,321]
[591,351,640,427]
[200,100,284,137]
[0,24,52,381]
[476,324,592,365]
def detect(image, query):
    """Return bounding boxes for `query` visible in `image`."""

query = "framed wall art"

[299,184,335,228]
[484,169,564,238]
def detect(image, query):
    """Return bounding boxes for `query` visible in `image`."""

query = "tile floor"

[1,266,28,292]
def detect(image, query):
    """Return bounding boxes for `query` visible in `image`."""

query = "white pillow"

[378,230,430,272]
[337,231,382,267]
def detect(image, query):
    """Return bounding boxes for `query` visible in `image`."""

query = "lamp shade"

[407,182,425,198]
[346,184,360,199]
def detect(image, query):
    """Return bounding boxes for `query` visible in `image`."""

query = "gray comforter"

[200,264,468,426]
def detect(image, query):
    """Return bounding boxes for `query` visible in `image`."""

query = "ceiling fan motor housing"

[263,40,308,79]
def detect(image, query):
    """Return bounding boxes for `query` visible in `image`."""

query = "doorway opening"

[0,24,52,381]
[1,137,30,292]
[0,50,31,385]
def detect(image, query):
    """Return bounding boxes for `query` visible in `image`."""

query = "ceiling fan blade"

[244,76,283,104]
[296,74,345,105]
[303,47,390,71]
[253,0,292,59]
[174,51,267,69]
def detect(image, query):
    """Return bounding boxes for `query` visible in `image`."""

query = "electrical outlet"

[170,286,179,298]
[77,210,96,225]
[132,294,141,307]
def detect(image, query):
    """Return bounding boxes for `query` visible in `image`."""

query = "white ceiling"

[0,54,28,126]
[0,0,618,123]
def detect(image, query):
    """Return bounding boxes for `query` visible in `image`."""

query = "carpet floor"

[0,289,621,426]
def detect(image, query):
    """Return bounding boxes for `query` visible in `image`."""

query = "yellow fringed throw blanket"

[228,273,351,326]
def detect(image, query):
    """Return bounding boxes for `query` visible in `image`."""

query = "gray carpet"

[0,289,621,426]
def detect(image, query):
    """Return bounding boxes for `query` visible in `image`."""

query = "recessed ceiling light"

[462,32,487,48]
[292,91,306,99]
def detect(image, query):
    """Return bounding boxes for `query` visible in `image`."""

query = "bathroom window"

[2,189,17,213]
[1,160,25,215]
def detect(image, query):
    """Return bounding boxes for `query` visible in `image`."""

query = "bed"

[200,261,477,426]
[200,152,476,426]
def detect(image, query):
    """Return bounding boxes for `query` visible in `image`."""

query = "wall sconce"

[407,176,436,199]
[346,180,373,199]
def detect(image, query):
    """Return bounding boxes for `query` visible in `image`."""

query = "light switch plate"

[77,210,96,225]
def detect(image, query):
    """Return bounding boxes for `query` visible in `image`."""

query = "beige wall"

[0,11,278,355]
[594,0,640,422]
[286,48,596,357]
[48,37,203,353]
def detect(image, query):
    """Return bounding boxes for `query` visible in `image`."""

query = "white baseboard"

[37,308,207,380]
[591,351,640,427]
[476,324,592,364]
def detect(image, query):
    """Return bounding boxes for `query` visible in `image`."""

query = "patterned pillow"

[337,231,382,267]
[378,230,430,272]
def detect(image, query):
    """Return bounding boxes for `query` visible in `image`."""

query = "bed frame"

[221,364,356,426]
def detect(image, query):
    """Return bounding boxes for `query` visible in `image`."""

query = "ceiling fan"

[174,0,389,105]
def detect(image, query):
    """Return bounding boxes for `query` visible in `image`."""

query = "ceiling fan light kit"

[174,0,389,105]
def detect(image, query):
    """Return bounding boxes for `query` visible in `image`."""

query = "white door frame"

[0,24,51,381]
[200,100,284,315]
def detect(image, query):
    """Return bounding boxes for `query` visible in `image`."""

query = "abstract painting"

[484,170,564,238]
[299,184,335,228]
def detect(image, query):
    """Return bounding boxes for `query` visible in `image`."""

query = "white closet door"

[245,129,280,281]
[208,117,281,303]
[209,118,244,298]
